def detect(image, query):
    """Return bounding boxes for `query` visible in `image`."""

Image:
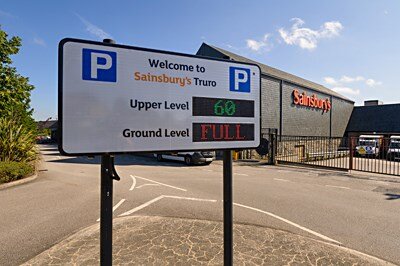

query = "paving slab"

[23,216,392,265]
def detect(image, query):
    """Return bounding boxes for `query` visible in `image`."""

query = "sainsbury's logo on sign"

[292,89,331,112]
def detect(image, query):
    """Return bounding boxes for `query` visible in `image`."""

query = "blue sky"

[1,0,399,120]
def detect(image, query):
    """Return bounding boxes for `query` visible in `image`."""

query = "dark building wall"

[346,104,400,135]
[281,82,331,136]
[261,76,280,132]
[332,97,354,137]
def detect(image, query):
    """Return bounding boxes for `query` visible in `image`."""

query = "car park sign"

[59,38,261,155]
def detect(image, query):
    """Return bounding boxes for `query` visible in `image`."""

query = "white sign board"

[59,39,261,155]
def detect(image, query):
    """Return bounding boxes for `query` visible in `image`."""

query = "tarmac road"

[0,144,399,265]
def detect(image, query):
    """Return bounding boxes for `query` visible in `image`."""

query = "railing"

[349,136,400,176]
[276,136,400,176]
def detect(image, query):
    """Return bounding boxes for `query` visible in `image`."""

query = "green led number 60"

[214,100,236,116]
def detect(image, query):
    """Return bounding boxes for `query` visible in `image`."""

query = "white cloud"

[365,79,382,87]
[75,13,112,40]
[246,39,264,51]
[246,34,271,52]
[332,87,360,95]
[319,21,343,38]
[339,75,364,83]
[325,75,382,86]
[324,77,338,85]
[334,75,381,87]
[323,75,382,98]
[278,18,343,50]
[33,37,46,47]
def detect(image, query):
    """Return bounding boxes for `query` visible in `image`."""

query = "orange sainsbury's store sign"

[292,89,331,112]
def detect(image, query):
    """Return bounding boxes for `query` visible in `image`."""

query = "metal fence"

[261,128,278,164]
[276,135,400,176]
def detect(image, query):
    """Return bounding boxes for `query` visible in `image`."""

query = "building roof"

[196,43,353,102]
[37,120,58,130]
[346,104,400,133]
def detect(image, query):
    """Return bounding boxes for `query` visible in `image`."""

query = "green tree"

[0,26,37,162]
[0,26,35,129]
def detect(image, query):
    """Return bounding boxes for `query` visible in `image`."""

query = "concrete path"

[23,216,392,265]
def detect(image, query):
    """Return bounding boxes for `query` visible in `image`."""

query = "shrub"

[0,161,34,184]
[0,115,37,162]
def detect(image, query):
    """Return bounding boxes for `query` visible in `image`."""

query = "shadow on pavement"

[385,193,400,200]
[47,157,100,165]
[47,155,192,168]
[40,148,59,152]
[45,152,65,156]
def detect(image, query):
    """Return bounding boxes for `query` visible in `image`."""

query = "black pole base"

[100,155,113,266]
[223,150,233,266]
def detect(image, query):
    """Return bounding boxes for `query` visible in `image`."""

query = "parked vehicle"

[36,135,53,144]
[355,135,383,157]
[155,151,215,165]
[387,136,400,161]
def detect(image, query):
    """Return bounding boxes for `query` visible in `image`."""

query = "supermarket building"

[196,43,355,138]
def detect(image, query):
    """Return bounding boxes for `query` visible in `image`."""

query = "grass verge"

[0,161,34,184]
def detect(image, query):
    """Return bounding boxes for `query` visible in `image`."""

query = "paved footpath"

[23,216,392,265]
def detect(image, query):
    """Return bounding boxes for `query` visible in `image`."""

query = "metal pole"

[99,38,116,266]
[223,150,233,266]
[271,131,276,165]
[100,155,113,266]
[349,137,353,171]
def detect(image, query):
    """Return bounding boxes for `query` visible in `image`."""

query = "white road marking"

[136,184,160,189]
[113,199,126,211]
[325,185,350,190]
[235,173,249,176]
[119,195,165,216]
[96,199,126,221]
[274,178,290,182]
[165,195,217,202]
[119,195,217,216]
[132,175,187,191]
[234,203,342,245]
[129,175,136,191]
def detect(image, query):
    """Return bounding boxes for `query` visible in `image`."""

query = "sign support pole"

[100,155,113,266]
[99,38,117,266]
[223,150,233,266]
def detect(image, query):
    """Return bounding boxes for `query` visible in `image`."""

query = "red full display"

[192,123,255,142]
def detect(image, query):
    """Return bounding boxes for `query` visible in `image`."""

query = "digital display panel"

[192,97,254,117]
[193,123,254,142]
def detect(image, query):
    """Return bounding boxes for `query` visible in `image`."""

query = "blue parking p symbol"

[229,67,250,93]
[82,49,117,82]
